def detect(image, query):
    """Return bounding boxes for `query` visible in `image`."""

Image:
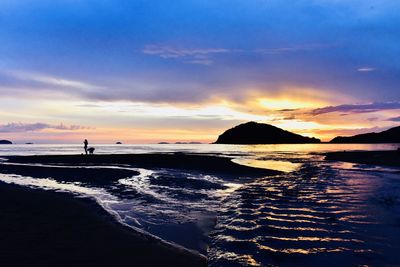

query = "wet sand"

[0,181,206,267]
[0,153,281,266]
[5,153,281,176]
[0,163,139,185]
[325,150,400,167]
[1,151,399,266]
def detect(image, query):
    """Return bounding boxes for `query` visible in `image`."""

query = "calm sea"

[0,143,398,156]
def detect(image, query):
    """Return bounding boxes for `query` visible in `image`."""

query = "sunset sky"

[0,0,399,143]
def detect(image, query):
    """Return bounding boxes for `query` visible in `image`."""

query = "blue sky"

[0,0,399,143]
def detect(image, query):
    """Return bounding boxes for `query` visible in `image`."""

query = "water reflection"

[232,158,300,172]
[0,143,398,156]
[0,144,399,266]
[209,158,400,266]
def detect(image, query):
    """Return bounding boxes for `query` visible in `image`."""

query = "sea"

[0,143,399,266]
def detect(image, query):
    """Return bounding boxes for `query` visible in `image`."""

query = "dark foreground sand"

[0,182,206,267]
[325,150,400,167]
[0,153,280,267]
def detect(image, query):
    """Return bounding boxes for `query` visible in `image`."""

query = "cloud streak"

[387,116,400,122]
[256,44,333,55]
[0,122,91,133]
[310,102,400,115]
[142,45,232,58]
[357,67,376,72]
[142,45,236,65]
[142,43,331,64]
[2,70,103,91]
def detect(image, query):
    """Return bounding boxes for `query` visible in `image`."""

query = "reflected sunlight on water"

[232,158,301,172]
[0,143,398,156]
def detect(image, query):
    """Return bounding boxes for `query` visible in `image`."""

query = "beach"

[0,152,279,266]
[0,145,399,266]
[0,182,206,267]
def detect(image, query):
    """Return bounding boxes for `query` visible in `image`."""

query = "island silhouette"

[329,125,400,143]
[214,121,321,144]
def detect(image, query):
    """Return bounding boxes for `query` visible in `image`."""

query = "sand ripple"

[208,160,400,266]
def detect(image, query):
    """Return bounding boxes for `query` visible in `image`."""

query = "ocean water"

[0,143,400,266]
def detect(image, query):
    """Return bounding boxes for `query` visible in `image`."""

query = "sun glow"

[278,119,325,130]
[0,94,397,143]
[258,98,319,110]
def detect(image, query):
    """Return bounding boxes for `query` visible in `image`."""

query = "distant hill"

[0,140,12,144]
[330,126,400,143]
[214,122,321,144]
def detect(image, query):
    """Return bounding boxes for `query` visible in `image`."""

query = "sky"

[0,0,399,143]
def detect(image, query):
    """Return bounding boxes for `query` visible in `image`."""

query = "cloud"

[142,45,235,65]
[310,102,400,115]
[0,70,107,100]
[256,44,333,55]
[357,67,376,72]
[0,122,91,132]
[367,117,378,122]
[279,108,300,112]
[183,59,214,65]
[387,116,400,122]
[3,70,102,91]
[142,45,232,58]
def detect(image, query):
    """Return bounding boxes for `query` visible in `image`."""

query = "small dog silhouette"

[88,147,95,154]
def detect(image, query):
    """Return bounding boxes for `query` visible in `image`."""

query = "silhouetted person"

[84,139,88,155]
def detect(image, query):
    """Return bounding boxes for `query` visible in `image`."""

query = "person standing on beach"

[84,139,88,155]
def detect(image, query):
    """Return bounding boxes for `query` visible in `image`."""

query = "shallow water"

[209,157,400,266]
[0,143,398,156]
[0,143,399,266]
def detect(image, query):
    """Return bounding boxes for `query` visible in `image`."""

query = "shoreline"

[0,181,206,267]
[3,153,282,177]
[0,153,281,266]
[324,150,400,168]
[0,150,399,266]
